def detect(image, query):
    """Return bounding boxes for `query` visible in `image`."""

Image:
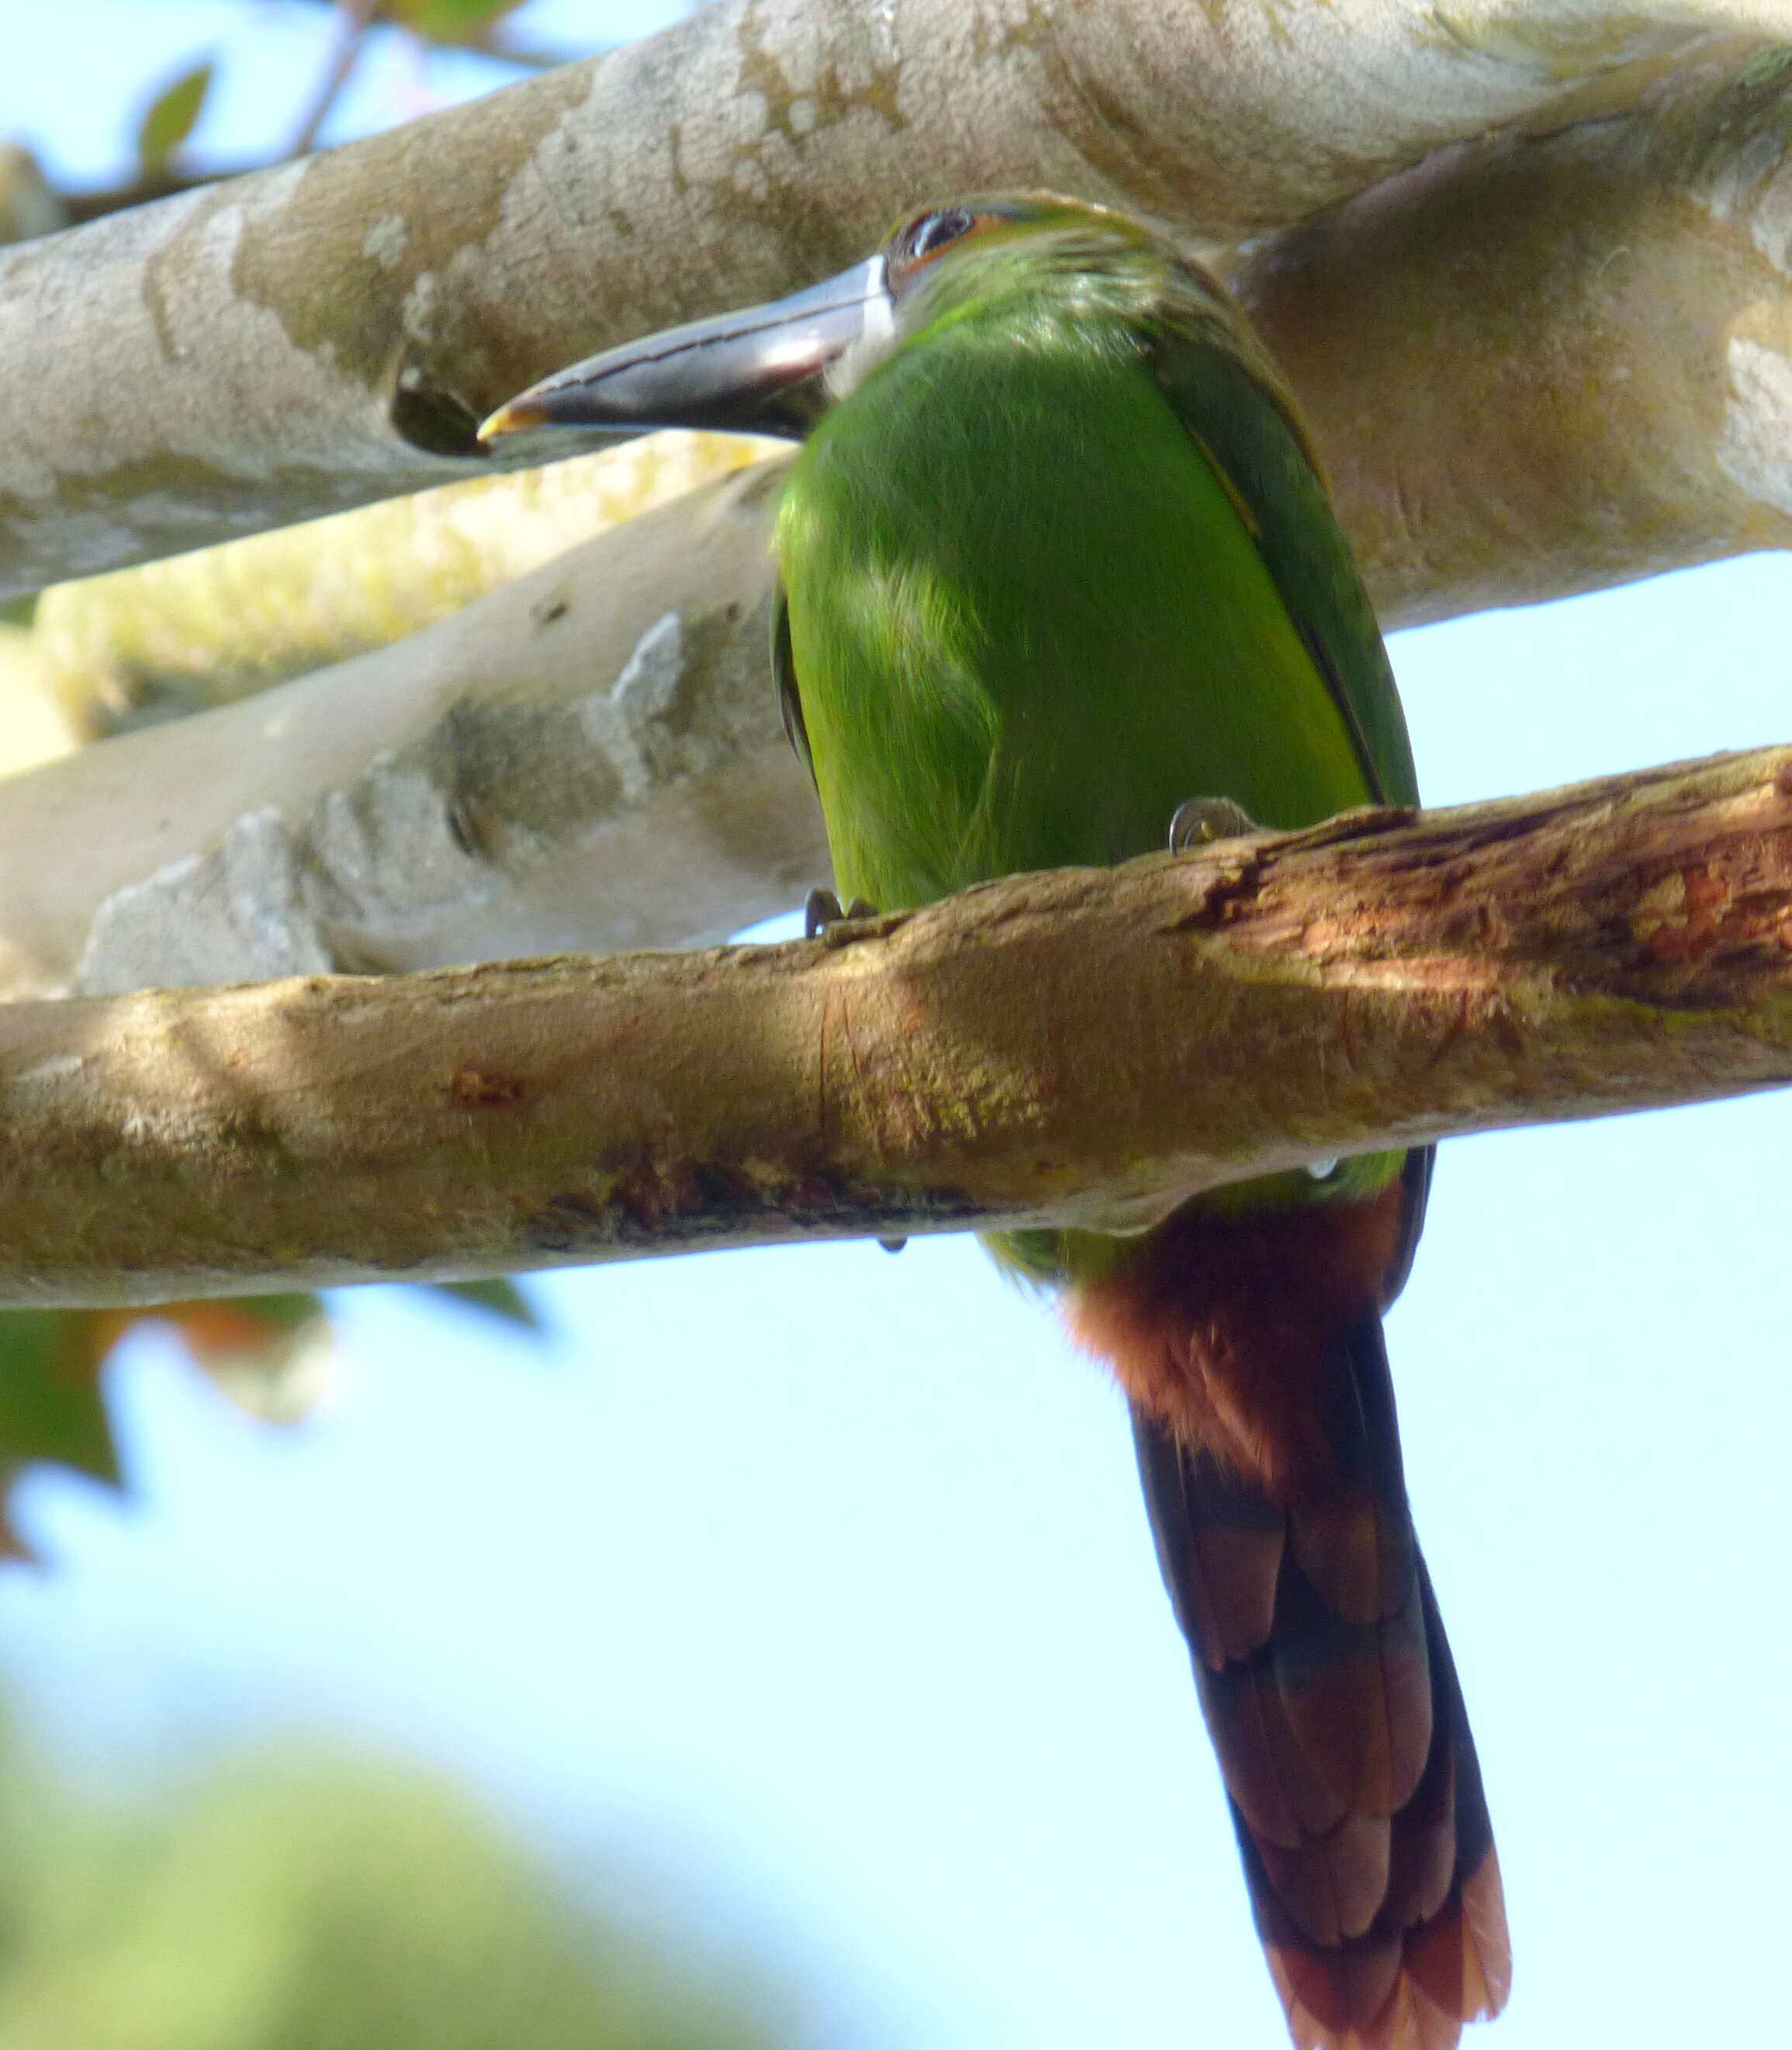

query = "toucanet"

[483,193,1510,2050]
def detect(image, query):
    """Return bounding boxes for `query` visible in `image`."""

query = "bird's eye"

[901,208,977,263]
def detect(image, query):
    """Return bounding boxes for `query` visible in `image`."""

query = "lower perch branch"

[4,744,1792,1308]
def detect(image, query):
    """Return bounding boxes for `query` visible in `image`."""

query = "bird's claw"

[804,887,879,938]
[804,887,842,938]
[1168,797,1259,852]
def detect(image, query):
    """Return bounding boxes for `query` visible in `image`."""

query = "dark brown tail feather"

[1236,1547,1509,2048]
[1091,1177,1507,2050]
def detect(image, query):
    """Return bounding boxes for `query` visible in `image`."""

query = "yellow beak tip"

[475,400,539,445]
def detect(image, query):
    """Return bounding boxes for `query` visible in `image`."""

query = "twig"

[288,0,383,159]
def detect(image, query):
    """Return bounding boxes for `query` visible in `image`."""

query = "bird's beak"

[478,254,894,447]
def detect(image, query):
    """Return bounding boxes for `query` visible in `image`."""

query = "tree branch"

[0,461,816,1004]
[0,624,76,780]
[31,430,777,735]
[5,744,1790,1308]
[286,0,382,161]
[5,7,1791,602]
[1237,36,1792,624]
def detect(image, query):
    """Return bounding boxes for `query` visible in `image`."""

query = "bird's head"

[477,193,1168,448]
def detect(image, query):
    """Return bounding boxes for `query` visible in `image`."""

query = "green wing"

[1150,278,1432,1270]
[1148,298,1418,808]
[770,589,818,791]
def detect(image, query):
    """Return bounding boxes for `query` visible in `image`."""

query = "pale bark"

[0,459,819,1004]
[1238,36,1792,623]
[5,2,1792,607]
[32,431,778,735]
[5,744,1788,1309]
[0,627,78,781]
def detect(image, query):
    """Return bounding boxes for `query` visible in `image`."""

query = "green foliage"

[0,1735,788,2050]
[135,60,214,174]
[427,1276,542,1329]
[0,1281,542,1543]
[0,1312,123,1534]
[387,0,525,38]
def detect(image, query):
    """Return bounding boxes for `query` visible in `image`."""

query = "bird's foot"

[1168,797,1259,852]
[804,887,842,938]
[804,887,879,938]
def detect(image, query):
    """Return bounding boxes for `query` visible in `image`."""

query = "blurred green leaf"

[136,59,213,175]
[0,1740,794,2050]
[0,1312,124,1544]
[0,1295,332,1546]
[425,1277,541,1330]
[0,1281,539,1551]
[387,0,525,35]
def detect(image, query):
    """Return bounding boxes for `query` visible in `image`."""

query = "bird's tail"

[1068,1180,1510,2050]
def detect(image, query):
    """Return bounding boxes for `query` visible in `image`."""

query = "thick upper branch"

[5,6,1792,600]
[1237,37,1792,622]
[0,462,818,1004]
[4,744,1790,1308]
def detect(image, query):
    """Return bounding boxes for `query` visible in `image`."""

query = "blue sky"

[4,13,1790,2050]
[2,1,695,186]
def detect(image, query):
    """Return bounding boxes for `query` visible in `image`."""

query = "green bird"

[483,194,1511,2050]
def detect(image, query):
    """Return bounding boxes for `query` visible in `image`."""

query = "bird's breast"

[776,320,1373,911]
